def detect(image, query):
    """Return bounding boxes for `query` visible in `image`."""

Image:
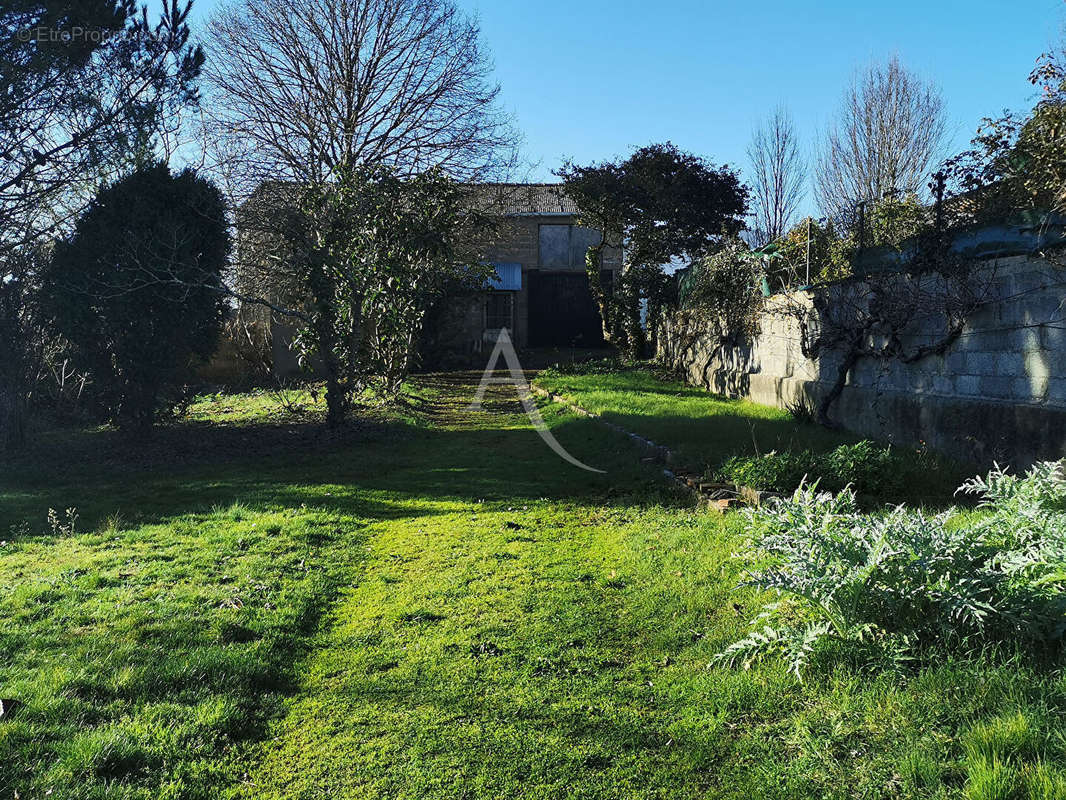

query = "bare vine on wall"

[773,246,997,427]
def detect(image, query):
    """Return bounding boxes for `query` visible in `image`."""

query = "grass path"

[2,373,1063,798]
[230,375,734,798]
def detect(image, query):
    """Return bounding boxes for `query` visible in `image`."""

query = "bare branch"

[815,57,947,225]
[202,0,522,199]
[747,105,806,245]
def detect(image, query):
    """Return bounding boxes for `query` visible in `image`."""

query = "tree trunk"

[318,326,348,427]
[585,243,614,344]
[0,374,26,453]
[618,276,644,359]
[646,299,661,357]
[817,344,862,428]
[0,291,29,453]
[307,248,350,429]
[324,370,346,426]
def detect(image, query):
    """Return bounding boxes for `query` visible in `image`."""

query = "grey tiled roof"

[242,180,578,218]
[469,183,578,215]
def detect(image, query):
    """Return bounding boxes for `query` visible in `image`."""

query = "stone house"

[237,182,623,375]
[422,183,622,363]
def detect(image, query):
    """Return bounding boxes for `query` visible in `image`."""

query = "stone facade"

[660,255,1066,466]
[260,183,623,375]
[484,212,622,344]
[422,185,622,365]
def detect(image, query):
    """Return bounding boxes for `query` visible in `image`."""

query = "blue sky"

[186,0,1065,215]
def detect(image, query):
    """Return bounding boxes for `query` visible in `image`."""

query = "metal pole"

[805,216,811,286]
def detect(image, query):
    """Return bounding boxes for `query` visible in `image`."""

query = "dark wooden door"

[527,271,608,348]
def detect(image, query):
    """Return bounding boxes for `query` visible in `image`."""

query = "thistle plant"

[716,462,1066,678]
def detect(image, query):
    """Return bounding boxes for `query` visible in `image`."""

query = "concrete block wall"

[660,255,1066,466]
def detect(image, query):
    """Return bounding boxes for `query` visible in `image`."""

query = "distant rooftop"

[469,183,578,216]
[242,181,580,220]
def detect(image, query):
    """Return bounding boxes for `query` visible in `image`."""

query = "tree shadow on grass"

[234,510,766,799]
[0,404,687,537]
[0,384,696,799]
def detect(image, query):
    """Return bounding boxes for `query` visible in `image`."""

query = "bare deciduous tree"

[203,0,520,194]
[201,0,520,424]
[747,105,806,246]
[815,57,947,225]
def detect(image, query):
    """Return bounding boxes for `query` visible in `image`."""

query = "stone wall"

[659,255,1066,467]
[484,214,622,350]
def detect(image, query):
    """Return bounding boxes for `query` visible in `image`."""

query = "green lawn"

[1,372,1062,798]
[533,364,858,470]
[533,363,970,503]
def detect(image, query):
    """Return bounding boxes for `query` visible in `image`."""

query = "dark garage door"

[527,271,610,348]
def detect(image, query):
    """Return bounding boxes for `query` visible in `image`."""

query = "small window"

[570,226,603,268]
[485,292,514,330]
[538,224,570,268]
[539,224,603,268]
[600,269,614,296]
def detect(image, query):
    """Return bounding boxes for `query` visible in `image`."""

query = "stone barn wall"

[659,254,1066,467]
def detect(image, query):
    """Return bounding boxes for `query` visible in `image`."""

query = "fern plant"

[716,462,1066,678]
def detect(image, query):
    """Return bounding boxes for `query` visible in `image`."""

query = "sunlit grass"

[534,365,859,473]
[187,386,327,424]
[534,363,971,504]
[1,375,1062,798]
